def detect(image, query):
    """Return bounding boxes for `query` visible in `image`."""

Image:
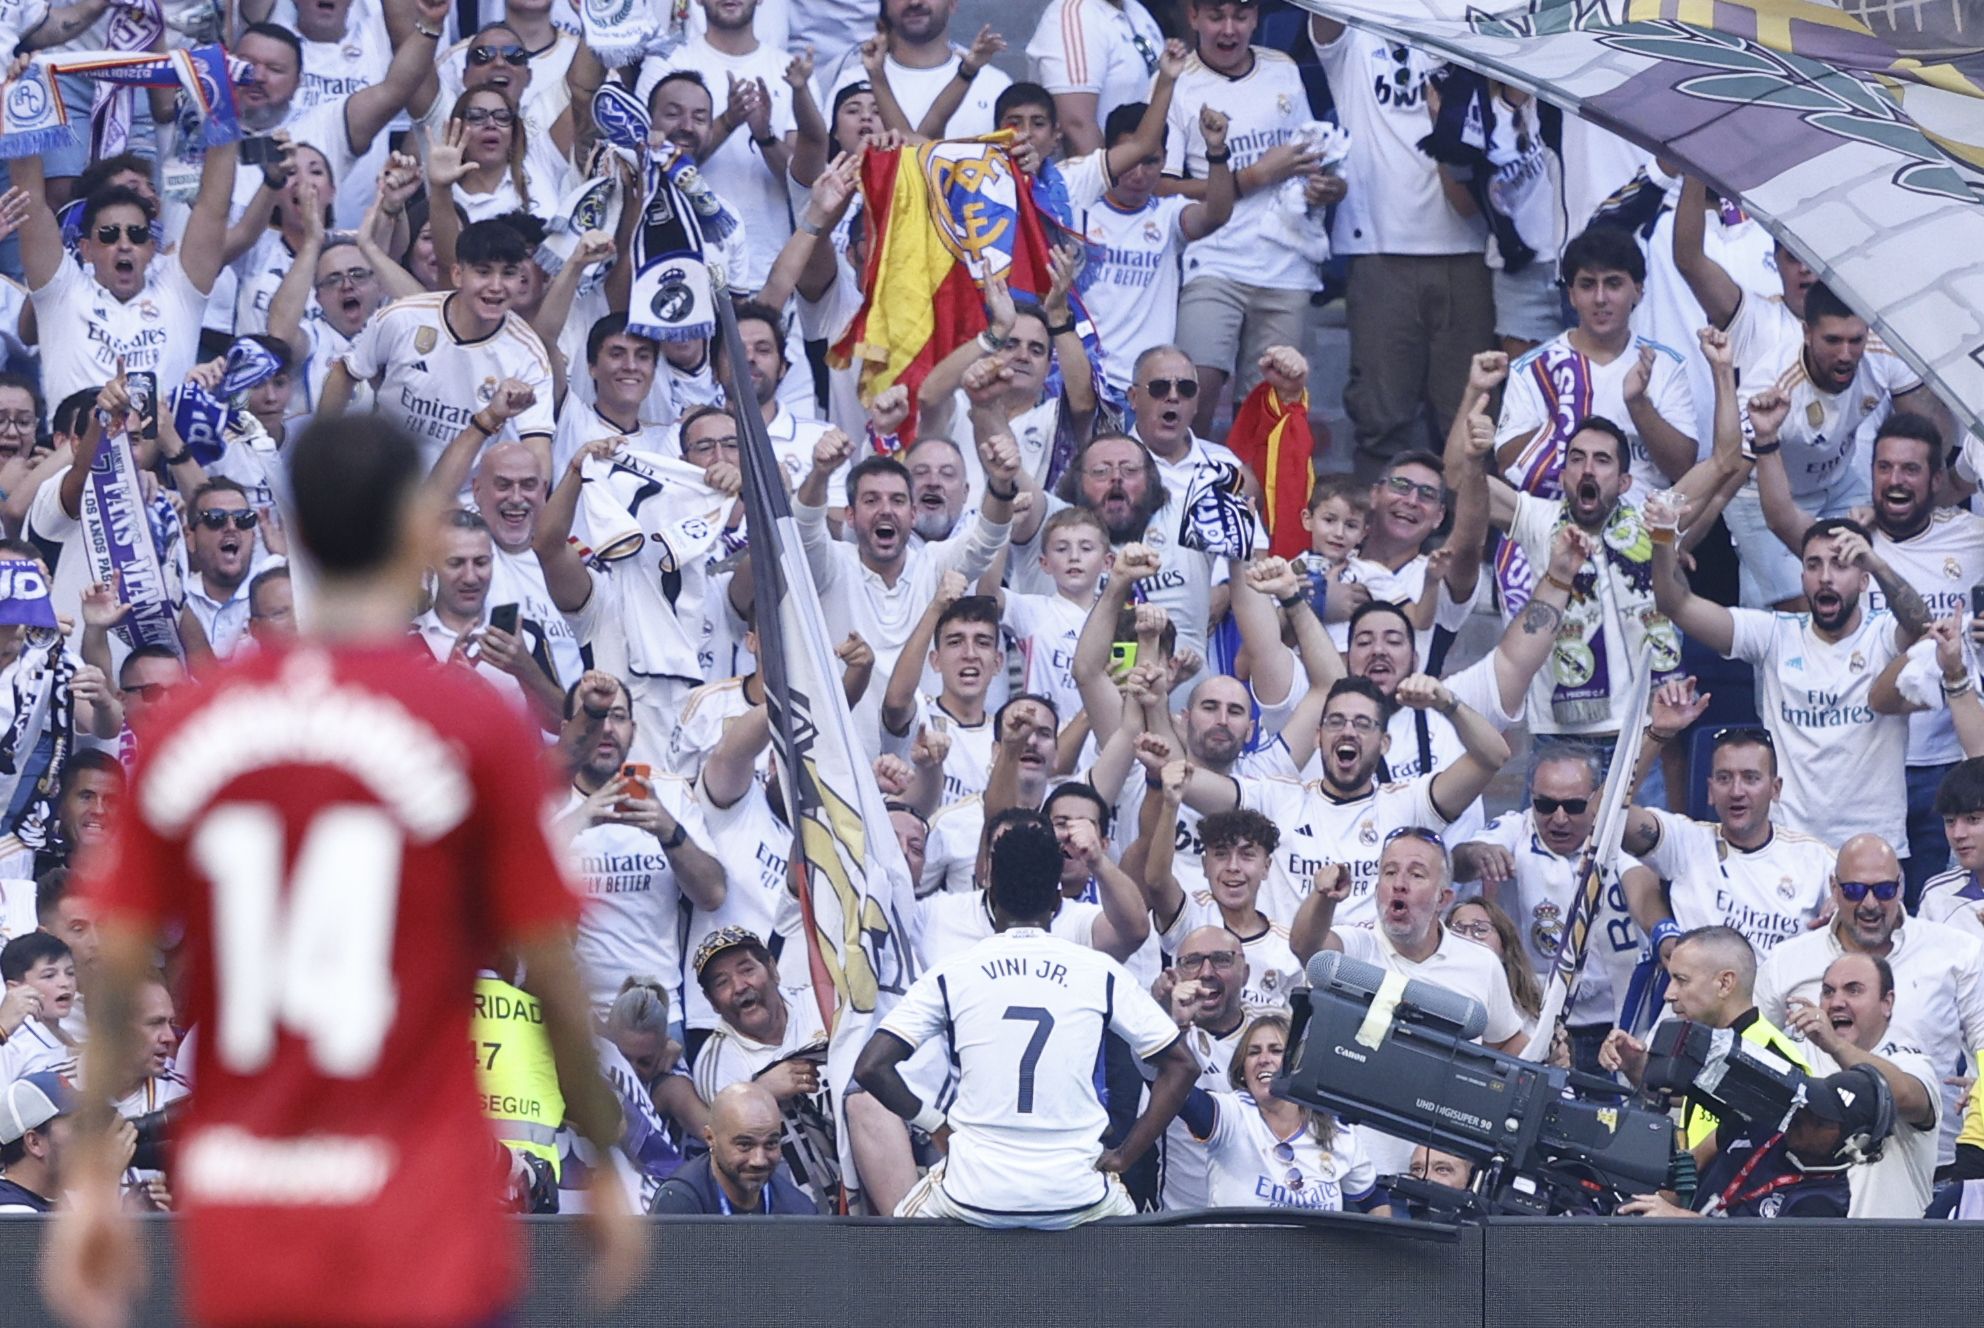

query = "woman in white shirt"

[1445,897,1570,1064]
[1179,1013,1393,1214]
[430,86,569,224]
[233,144,337,335]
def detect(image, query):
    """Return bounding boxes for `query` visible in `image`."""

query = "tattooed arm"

[1836,528,1930,647]
[1488,526,1588,718]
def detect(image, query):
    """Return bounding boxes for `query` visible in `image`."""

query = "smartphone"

[125,370,157,441]
[1971,582,1984,622]
[488,602,520,636]
[238,136,273,166]
[1110,639,1139,676]
[620,762,652,805]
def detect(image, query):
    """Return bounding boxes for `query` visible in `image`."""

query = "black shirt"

[1695,1126,1850,1218]
[0,1176,54,1213]
[647,1153,816,1216]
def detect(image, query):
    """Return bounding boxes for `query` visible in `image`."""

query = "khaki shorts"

[895,1157,1135,1229]
[1174,277,1312,391]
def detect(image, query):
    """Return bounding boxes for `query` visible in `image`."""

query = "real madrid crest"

[1358,819,1378,846]
[415,326,437,354]
[1277,93,1292,114]
[1777,876,1796,901]
[1530,902,1565,957]
[1946,557,1962,580]
[1848,651,1866,673]
[1806,401,1825,428]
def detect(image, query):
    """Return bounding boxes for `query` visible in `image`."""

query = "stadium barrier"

[0,1212,1971,1325]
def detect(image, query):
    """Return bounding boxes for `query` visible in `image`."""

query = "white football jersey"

[1869,507,1984,766]
[879,927,1180,1215]
[1636,810,1833,956]
[1072,193,1191,394]
[1156,893,1301,1016]
[683,781,794,1030]
[564,776,714,1011]
[1498,332,1697,495]
[1235,771,1450,928]
[1919,867,1984,944]
[1157,1018,1244,1212]
[1002,590,1090,730]
[1195,1093,1378,1211]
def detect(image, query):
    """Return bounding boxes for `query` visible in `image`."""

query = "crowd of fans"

[1,0,1983,1236]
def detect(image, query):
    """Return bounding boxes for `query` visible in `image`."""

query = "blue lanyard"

[716,1184,770,1216]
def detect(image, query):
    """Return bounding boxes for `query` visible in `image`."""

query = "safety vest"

[471,976,565,1177]
[1681,1009,1809,1150]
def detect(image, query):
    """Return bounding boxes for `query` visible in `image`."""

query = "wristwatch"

[413,18,442,38]
[659,821,688,851]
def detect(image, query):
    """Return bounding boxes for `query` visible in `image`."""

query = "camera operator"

[104,975,189,1212]
[1782,954,1940,1216]
[1600,926,1807,1158]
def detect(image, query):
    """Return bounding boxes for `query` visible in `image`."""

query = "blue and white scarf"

[169,337,284,467]
[80,431,182,657]
[0,43,247,158]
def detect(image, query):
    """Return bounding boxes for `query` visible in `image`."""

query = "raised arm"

[532,441,615,613]
[917,276,1014,437]
[1841,526,1930,648]
[914,26,1003,140]
[267,180,327,360]
[1072,541,1158,741]
[1289,863,1350,963]
[1231,556,1295,708]
[1178,107,1234,241]
[1668,325,1755,525]
[1405,674,1511,823]
[1622,344,1699,485]
[783,49,827,186]
[1671,175,1742,330]
[1041,246,1095,424]
[7,153,63,293]
[884,572,964,738]
[177,131,240,294]
[702,703,772,810]
[1137,754,1192,930]
[1648,492,1736,656]
[1445,353,1519,560]
[345,0,448,153]
[1102,41,1185,182]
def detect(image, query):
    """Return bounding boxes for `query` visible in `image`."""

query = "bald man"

[1155,924,1253,1212]
[648,1082,816,1215]
[1784,953,1940,1216]
[1757,832,1984,1171]
[1601,923,1808,1157]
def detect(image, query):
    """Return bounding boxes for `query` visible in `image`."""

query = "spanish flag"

[830,137,1056,430]
[1226,378,1316,560]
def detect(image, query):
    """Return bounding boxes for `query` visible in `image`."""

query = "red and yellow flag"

[1227,379,1316,560]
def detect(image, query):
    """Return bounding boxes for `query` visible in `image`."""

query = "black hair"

[1570,416,1631,468]
[73,152,152,202]
[1559,224,1647,288]
[33,867,70,927]
[586,311,657,364]
[248,564,291,614]
[491,209,548,250]
[846,454,912,505]
[1935,758,1984,819]
[455,218,530,268]
[989,821,1065,922]
[731,299,787,347]
[1802,282,1858,326]
[1,930,69,984]
[1799,515,1871,555]
[1103,101,1160,151]
[190,477,250,514]
[677,404,734,447]
[995,692,1061,738]
[1346,597,1416,651]
[80,185,157,235]
[239,21,305,69]
[1199,808,1280,857]
[1873,412,1943,471]
[648,68,712,112]
[52,388,97,439]
[934,594,1001,641]
[995,82,1057,127]
[117,644,179,687]
[58,750,122,811]
[561,674,632,720]
[287,416,424,575]
[1042,781,1111,836]
[1323,676,1398,729]
[0,372,42,427]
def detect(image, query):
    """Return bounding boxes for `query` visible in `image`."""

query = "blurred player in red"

[43,417,646,1327]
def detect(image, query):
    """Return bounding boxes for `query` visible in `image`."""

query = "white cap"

[0,1071,75,1144]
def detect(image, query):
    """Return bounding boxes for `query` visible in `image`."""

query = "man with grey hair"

[1454,740,1660,1070]
[1125,343,1266,505]
[905,437,972,545]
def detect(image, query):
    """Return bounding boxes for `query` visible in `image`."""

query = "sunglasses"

[1382,473,1443,504]
[94,224,152,245]
[1838,880,1901,903]
[1140,376,1199,400]
[1533,796,1589,816]
[467,44,529,66]
[1386,825,1446,849]
[461,107,517,127]
[195,509,259,531]
[1272,1141,1306,1191]
[1713,726,1774,747]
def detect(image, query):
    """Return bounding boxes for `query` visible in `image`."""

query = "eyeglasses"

[314,266,375,291]
[1139,376,1199,400]
[467,43,530,66]
[1320,713,1379,733]
[195,509,259,531]
[1838,880,1901,903]
[0,414,35,433]
[682,436,741,458]
[1176,950,1239,972]
[94,224,152,245]
[1082,461,1144,481]
[1382,473,1442,504]
[461,107,517,127]
[1448,918,1495,941]
[1533,796,1589,816]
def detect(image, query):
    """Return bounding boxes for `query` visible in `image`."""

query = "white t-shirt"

[1726,606,1909,853]
[1002,590,1090,728]
[1919,868,1984,945]
[683,780,794,1030]
[1803,1037,1941,1218]
[879,926,1180,1215]
[1164,49,1317,292]
[1070,190,1191,394]
[488,544,584,690]
[1755,917,1984,1166]
[1194,1093,1378,1211]
[912,888,1100,968]
[1156,895,1301,1016]
[1869,507,1984,767]
[819,47,1012,139]
[1498,332,1697,494]
[666,675,756,783]
[1156,1017,1244,1211]
[337,292,557,470]
[564,776,714,1010]
[920,794,985,897]
[1234,771,1450,929]
[31,256,209,404]
[1025,0,1162,128]
[1635,810,1833,956]
[1727,290,1921,503]
[889,693,994,808]
[1315,30,1484,256]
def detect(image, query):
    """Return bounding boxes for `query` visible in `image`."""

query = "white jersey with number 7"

[879,926,1181,1217]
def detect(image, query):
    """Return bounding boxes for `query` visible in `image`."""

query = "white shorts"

[895,1157,1135,1229]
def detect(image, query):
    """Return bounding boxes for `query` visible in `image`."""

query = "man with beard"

[818,0,1014,139]
[648,1082,814,1214]
[1456,742,1663,1068]
[1140,798,1301,1016]
[1621,719,1834,961]
[270,230,388,420]
[1449,336,1747,745]
[1652,498,1927,853]
[719,301,836,503]
[427,432,581,692]
[1756,833,1984,1173]
[689,928,836,1207]
[1175,674,1511,928]
[227,4,450,225]
[1675,178,1944,604]
[181,482,281,662]
[1152,924,1251,1211]
[905,438,970,545]
[1750,400,1984,901]
[413,509,565,726]
[556,673,726,1012]
[1782,953,1942,1217]
[0,751,122,885]
[797,423,1017,759]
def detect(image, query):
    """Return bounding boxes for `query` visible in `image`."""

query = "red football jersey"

[85,643,580,1328]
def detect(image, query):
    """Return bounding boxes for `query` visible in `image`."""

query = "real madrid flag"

[716,285,920,1205]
